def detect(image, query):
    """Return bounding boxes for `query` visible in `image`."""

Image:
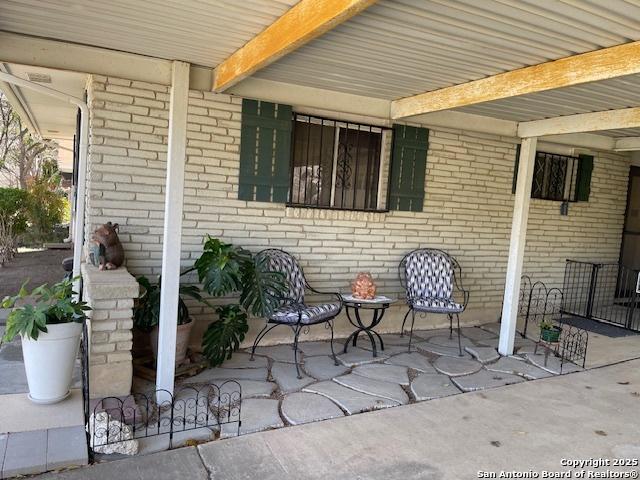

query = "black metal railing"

[563,260,640,331]
[89,382,241,455]
[80,319,92,461]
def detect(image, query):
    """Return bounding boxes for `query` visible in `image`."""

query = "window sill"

[286,203,388,214]
[284,205,388,222]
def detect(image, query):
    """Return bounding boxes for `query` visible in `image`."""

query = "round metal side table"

[341,294,396,357]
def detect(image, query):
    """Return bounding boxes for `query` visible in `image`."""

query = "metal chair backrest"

[257,249,306,304]
[400,249,457,301]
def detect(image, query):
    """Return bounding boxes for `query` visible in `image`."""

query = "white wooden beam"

[0,32,214,90]
[213,0,377,91]
[614,137,640,151]
[156,61,190,399]
[538,133,614,151]
[518,107,640,138]
[391,40,640,119]
[499,137,537,356]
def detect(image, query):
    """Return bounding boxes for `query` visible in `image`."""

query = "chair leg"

[407,310,416,353]
[250,323,273,360]
[400,309,411,337]
[456,313,463,356]
[448,313,453,340]
[293,325,303,379]
[328,320,339,366]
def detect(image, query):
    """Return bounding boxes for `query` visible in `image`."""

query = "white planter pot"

[21,322,82,404]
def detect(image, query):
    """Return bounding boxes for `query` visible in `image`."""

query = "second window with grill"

[289,114,387,211]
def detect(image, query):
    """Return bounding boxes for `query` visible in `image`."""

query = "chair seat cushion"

[412,298,464,313]
[269,303,340,325]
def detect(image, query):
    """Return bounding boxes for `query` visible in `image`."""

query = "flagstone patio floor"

[131,323,583,443]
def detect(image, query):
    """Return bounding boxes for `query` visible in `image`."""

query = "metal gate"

[562,260,640,331]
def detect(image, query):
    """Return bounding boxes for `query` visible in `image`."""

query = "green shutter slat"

[512,143,521,194]
[238,99,259,201]
[575,154,594,201]
[388,124,429,212]
[273,104,292,203]
[239,98,292,203]
[255,102,275,202]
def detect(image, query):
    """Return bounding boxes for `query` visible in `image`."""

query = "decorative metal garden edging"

[89,382,241,457]
[517,275,563,339]
[517,275,588,371]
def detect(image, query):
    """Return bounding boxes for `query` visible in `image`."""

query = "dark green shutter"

[575,154,594,201]
[512,143,521,194]
[238,99,292,202]
[388,125,429,212]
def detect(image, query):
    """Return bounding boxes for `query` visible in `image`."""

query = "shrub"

[24,169,66,245]
[0,187,29,265]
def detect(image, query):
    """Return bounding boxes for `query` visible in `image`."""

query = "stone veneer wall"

[85,74,631,347]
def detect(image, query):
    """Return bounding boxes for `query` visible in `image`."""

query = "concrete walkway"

[39,358,640,480]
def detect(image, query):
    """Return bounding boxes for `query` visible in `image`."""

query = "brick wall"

[85,75,631,347]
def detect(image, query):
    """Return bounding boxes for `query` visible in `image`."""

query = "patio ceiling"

[456,74,640,130]
[0,0,298,68]
[253,0,640,101]
[2,0,640,138]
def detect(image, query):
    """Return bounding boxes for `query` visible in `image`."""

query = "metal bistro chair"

[399,248,470,354]
[250,249,343,378]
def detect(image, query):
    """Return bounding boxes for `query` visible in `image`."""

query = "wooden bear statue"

[92,222,125,270]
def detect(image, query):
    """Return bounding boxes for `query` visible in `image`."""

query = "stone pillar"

[81,263,139,398]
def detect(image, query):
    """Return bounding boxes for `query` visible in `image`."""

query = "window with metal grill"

[531,151,579,201]
[289,113,388,211]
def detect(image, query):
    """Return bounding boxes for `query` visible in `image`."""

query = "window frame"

[287,112,392,212]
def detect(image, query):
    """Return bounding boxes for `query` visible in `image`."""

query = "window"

[512,147,593,203]
[289,113,387,211]
[532,151,579,201]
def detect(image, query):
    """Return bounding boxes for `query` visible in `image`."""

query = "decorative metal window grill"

[532,151,579,201]
[289,113,390,211]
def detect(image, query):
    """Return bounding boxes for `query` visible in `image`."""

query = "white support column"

[499,137,537,356]
[156,61,190,397]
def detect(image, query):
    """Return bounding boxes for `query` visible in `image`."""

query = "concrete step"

[0,426,88,478]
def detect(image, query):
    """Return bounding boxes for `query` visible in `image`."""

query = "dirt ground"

[0,249,71,298]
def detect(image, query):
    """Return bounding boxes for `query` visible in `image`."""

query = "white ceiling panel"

[255,0,640,100]
[0,0,298,67]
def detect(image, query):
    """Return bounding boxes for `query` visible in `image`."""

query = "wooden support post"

[156,61,190,398]
[499,137,537,356]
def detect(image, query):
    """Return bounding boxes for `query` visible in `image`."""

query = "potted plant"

[2,278,90,404]
[539,319,562,343]
[188,237,286,367]
[133,275,203,366]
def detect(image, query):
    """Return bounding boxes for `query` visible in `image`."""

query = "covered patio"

[1,0,640,475]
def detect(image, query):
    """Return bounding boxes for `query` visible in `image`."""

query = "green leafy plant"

[190,236,287,366]
[539,319,556,331]
[133,275,203,331]
[2,278,90,342]
[202,305,249,367]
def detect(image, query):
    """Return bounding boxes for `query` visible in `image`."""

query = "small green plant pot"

[540,325,562,343]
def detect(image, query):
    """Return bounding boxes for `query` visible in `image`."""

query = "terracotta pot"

[132,328,152,358]
[150,319,193,366]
